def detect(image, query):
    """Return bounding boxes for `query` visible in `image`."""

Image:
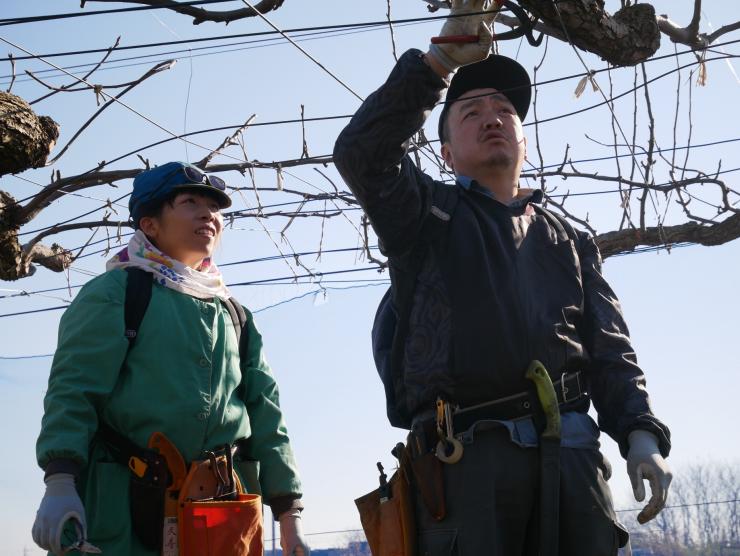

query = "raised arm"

[332,50,449,256]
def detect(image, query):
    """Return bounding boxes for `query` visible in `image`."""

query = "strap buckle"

[559,371,581,404]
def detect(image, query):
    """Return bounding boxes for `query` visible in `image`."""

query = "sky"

[0,0,739,553]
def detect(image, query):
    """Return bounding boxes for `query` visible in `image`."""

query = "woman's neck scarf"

[106,230,231,301]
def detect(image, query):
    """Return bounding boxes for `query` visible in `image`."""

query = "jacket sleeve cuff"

[268,495,304,520]
[44,458,82,480]
[618,419,671,460]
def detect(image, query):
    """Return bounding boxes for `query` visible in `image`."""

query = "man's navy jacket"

[332,49,670,459]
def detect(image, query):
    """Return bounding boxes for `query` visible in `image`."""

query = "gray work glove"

[32,473,87,555]
[627,430,672,524]
[279,508,310,556]
[428,0,500,73]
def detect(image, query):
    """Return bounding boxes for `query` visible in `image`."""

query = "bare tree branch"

[423,0,450,11]
[705,20,740,44]
[18,169,141,225]
[45,60,175,165]
[424,1,739,65]
[85,0,285,25]
[15,154,335,227]
[204,154,335,174]
[654,0,739,50]
[596,211,740,258]
[22,242,73,274]
[196,114,255,168]
[5,53,16,94]
[522,170,731,196]
[546,194,596,235]
[29,37,121,105]
[299,105,309,159]
[386,0,399,62]
[22,219,131,255]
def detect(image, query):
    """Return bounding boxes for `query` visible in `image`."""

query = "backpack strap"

[223,297,248,359]
[124,268,153,349]
[123,268,248,357]
[223,298,253,459]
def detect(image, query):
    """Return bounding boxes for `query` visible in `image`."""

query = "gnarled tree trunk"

[0,91,60,176]
[516,0,661,65]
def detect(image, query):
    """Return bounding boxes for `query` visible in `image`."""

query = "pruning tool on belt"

[525,360,562,556]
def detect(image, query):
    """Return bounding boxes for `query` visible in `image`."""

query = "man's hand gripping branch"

[426,0,502,77]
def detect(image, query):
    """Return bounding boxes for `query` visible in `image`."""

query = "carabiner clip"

[435,397,463,464]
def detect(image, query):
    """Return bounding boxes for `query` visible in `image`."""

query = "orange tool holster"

[150,433,263,556]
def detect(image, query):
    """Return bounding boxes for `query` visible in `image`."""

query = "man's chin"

[484,154,515,168]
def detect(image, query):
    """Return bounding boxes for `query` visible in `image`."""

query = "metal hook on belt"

[435,398,463,464]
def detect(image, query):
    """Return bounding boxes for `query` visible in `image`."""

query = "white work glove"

[428,0,500,73]
[32,473,87,555]
[279,508,310,556]
[626,430,672,524]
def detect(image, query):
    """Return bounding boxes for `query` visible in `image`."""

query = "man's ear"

[441,142,454,172]
[523,135,528,160]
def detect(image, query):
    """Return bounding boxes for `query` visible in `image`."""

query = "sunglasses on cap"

[164,164,227,191]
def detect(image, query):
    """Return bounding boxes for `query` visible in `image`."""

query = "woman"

[32,161,309,556]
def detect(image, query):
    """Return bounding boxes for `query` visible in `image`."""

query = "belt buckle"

[560,372,572,403]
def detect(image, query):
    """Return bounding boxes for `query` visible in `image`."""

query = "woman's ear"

[138,216,158,240]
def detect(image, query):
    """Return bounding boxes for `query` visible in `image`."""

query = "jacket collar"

[456,175,543,208]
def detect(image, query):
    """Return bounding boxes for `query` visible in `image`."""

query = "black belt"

[452,371,587,432]
[409,371,587,455]
[97,422,251,476]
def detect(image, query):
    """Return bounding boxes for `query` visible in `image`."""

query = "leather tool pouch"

[129,451,169,551]
[355,443,416,556]
[177,448,263,556]
[409,450,446,522]
[407,424,446,521]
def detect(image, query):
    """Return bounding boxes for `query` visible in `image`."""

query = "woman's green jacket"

[36,268,302,554]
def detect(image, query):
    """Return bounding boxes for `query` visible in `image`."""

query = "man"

[333,1,671,554]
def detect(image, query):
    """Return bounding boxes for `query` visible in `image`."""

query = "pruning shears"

[61,519,102,554]
[431,0,544,47]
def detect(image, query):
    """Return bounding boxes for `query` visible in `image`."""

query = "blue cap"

[129,161,232,227]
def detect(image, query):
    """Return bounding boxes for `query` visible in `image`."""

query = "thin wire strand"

[0,10,497,64]
[0,0,235,26]
[237,0,363,101]
[0,35,247,164]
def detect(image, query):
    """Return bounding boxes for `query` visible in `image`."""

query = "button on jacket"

[333,49,670,459]
[36,268,302,555]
